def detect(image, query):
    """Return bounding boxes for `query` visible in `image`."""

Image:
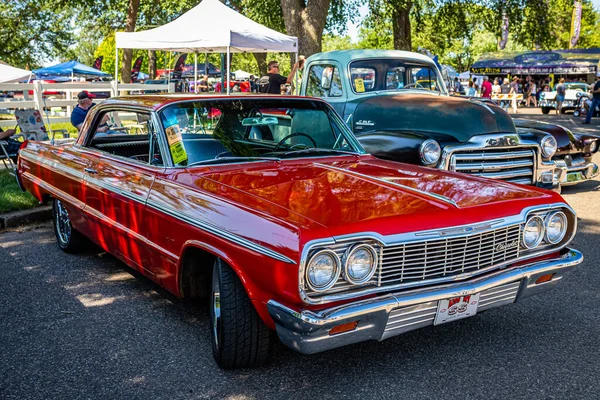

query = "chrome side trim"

[146,200,296,265]
[298,202,576,304]
[314,162,458,207]
[21,172,86,209]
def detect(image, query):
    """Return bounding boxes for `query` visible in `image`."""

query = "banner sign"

[570,0,583,49]
[471,48,600,75]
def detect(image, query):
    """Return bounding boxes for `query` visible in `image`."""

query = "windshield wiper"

[187,156,281,167]
[281,148,358,157]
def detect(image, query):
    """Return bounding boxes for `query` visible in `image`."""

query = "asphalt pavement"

[1,111,600,400]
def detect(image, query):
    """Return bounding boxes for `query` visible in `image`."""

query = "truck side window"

[306,64,343,98]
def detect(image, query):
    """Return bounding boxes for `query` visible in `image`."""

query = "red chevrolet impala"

[16,95,583,369]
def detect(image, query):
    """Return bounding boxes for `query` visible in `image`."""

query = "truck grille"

[380,225,521,286]
[450,149,535,185]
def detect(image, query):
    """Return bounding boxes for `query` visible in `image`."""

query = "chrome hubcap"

[55,200,71,245]
[212,273,221,348]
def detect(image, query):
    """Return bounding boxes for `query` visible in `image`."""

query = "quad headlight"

[306,250,341,292]
[419,139,441,165]
[541,135,558,158]
[589,140,598,153]
[344,244,378,285]
[545,211,567,244]
[522,216,545,249]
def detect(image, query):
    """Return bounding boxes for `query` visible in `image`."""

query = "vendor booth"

[115,0,298,94]
[0,62,32,83]
[33,60,112,80]
[471,49,600,82]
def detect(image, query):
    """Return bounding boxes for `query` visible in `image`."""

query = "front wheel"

[210,259,271,369]
[52,198,87,253]
[541,107,551,114]
[573,110,580,117]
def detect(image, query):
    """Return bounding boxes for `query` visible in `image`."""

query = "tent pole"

[168,51,172,92]
[226,47,231,95]
[293,51,298,95]
[114,47,119,95]
[194,52,198,94]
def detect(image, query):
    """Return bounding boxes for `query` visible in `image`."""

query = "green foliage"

[0,0,74,68]
[0,170,39,213]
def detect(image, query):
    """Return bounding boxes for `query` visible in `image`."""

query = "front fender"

[356,131,427,165]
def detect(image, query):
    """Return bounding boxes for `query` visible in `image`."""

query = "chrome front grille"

[380,225,521,286]
[450,149,536,185]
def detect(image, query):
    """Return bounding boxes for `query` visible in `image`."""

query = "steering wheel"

[274,132,317,151]
[403,83,425,89]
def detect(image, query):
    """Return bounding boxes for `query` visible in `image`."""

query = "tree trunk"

[391,0,412,51]
[148,50,156,79]
[253,53,267,76]
[121,0,140,83]
[280,0,331,58]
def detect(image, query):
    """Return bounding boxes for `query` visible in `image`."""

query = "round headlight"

[589,140,598,153]
[523,216,545,249]
[545,211,567,244]
[306,250,340,292]
[344,244,378,285]
[541,135,557,158]
[419,139,441,165]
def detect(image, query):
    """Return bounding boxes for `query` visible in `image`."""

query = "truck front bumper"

[268,249,583,355]
[555,161,599,186]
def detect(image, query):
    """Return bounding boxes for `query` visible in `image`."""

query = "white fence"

[0,81,172,128]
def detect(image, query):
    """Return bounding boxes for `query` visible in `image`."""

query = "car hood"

[351,93,516,143]
[186,156,554,236]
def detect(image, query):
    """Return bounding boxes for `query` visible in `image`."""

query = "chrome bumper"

[268,249,583,355]
[555,162,599,186]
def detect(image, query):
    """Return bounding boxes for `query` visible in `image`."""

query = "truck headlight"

[523,216,545,249]
[541,136,557,158]
[545,211,567,244]
[419,139,441,165]
[589,140,598,153]
[344,244,378,285]
[306,250,341,292]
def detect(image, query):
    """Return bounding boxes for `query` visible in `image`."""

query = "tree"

[280,0,334,57]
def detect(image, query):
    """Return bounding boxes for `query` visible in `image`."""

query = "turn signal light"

[535,274,555,285]
[329,321,358,336]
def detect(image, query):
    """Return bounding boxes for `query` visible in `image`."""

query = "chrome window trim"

[298,202,576,305]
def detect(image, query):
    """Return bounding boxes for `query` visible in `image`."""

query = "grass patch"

[0,170,40,213]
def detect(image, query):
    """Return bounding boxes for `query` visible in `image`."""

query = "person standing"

[509,76,520,113]
[528,80,537,108]
[262,59,303,94]
[481,76,492,99]
[555,78,566,114]
[500,78,511,112]
[582,72,600,124]
[467,81,476,97]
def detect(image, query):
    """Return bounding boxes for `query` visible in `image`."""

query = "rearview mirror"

[242,116,278,126]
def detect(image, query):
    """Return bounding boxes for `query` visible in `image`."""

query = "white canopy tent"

[0,62,32,83]
[233,70,251,80]
[115,0,298,93]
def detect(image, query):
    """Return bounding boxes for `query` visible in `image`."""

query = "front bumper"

[555,161,599,186]
[540,100,576,109]
[268,249,583,355]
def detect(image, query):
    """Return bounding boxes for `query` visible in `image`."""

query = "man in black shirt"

[264,59,303,94]
[583,72,600,124]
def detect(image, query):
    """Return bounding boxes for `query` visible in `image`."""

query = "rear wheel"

[210,259,271,369]
[52,199,87,253]
[541,107,551,114]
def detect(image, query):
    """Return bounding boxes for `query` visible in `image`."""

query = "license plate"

[434,293,481,326]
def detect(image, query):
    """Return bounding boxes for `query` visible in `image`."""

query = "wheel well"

[180,246,217,299]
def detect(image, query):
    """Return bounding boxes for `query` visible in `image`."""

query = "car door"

[77,106,164,278]
[305,62,346,118]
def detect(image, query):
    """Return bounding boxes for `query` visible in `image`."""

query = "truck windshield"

[158,98,364,167]
[349,59,446,95]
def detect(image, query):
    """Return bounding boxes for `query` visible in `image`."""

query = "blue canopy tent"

[33,60,112,80]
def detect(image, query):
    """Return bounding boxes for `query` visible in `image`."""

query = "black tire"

[210,259,271,369]
[573,110,580,117]
[52,198,87,253]
[541,107,551,114]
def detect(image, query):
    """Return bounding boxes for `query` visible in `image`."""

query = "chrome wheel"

[211,269,221,349]
[55,199,72,246]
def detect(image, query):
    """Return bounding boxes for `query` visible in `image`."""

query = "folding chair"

[0,129,24,175]
[15,109,67,141]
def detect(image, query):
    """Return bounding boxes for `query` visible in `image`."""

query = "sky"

[347,1,600,43]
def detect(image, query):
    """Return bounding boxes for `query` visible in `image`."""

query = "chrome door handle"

[84,168,98,174]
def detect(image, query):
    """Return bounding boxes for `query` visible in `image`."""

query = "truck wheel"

[541,107,551,114]
[52,199,87,253]
[573,110,580,117]
[210,259,271,369]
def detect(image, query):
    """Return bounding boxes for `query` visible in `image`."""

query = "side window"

[86,109,163,166]
[306,64,343,98]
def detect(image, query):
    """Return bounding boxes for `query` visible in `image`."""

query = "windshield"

[349,59,447,94]
[158,98,363,167]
